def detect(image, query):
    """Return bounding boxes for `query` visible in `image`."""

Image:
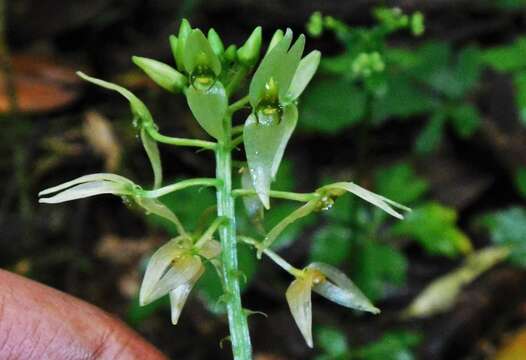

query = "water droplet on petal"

[190,66,216,91]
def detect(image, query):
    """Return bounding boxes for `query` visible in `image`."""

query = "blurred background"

[1,0,526,359]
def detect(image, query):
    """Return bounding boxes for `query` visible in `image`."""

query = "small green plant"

[38,20,409,359]
[302,9,484,155]
[315,326,422,360]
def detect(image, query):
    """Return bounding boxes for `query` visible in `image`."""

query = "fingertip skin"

[0,269,167,360]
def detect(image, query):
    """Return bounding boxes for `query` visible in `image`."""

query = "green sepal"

[207,28,225,57]
[169,35,178,64]
[76,72,163,188]
[77,72,153,128]
[132,56,187,93]
[237,26,262,66]
[266,29,284,55]
[243,104,298,208]
[140,127,162,189]
[183,29,222,76]
[186,81,227,140]
[249,29,293,107]
[225,44,238,63]
[276,34,305,101]
[285,50,321,102]
[175,19,192,72]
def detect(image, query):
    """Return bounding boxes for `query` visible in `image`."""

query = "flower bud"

[175,19,192,71]
[266,29,284,55]
[132,56,187,93]
[207,28,225,57]
[237,26,262,66]
[224,44,237,63]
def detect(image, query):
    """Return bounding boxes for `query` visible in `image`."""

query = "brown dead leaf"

[96,234,158,265]
[0,54,81,113]
[83,111,122,172]
[494,328,526,360]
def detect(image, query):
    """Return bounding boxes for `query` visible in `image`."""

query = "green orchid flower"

[244,29,321,208]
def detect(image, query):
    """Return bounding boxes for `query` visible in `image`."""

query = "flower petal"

[183,29,222,76]
[134,197,187,237]
[77,72,154,127]
[322,182,406,219]
[249,29,293,107]
[169,266,204,325]
[276,34,305,101]
[39,181,131,204]
[244,104,298,208]
[186,81,227,140]
[309,263,379,314]
[139,239,186,305]
[261,199,318,250]
[147,255,202,304]
[38,173,133,196]
[286,50,321,101]
[286,277,313,348]
[140,127,162,189]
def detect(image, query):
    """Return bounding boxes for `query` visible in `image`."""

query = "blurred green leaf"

[147,185,216,235]
[196,245,257,315]
[374,162,429,204]
[448,103,481,138]
[494,0,526,9]
[309,225,352,266]
[352,241,408,301]
[237,243,258,290]
[515,167,526,199]
[316,326,349,357]
[196,261,226,314]
[300,77,366,134]
[479,207,526,267]
[392,202,472,257]
[371,74,434,124]
[481,37,526,72]
[127,295,169,327]
[414,112,446,154]
[513,70,526,125]
[353,330,422,360]
[453,46,482,96]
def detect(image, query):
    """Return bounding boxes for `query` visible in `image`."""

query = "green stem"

[230,135,244,150]
[228,95,250,114]
[141,178,220,198]
[215,116,252,360]
[232,189,320,202]
[146,126,216,150]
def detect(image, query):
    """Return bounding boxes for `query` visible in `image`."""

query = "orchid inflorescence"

[39,19,408,359]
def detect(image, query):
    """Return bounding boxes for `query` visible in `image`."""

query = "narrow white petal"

[169,267,203,325]
[135,197,176,221]
[38,181,131,204]
[309,263,379,314]
[328,182,404,219]
[139,239,185,305]
[286,278,313,348]
[147,255,202,304]
[38,173,133,196]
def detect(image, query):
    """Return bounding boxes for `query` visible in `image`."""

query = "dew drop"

[190,66,216,91]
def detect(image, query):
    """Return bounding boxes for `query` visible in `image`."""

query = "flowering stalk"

[38,20,411,360]
[215,114,252,359]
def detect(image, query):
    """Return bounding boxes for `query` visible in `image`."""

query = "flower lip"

[286,262,380,348]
